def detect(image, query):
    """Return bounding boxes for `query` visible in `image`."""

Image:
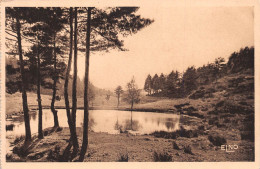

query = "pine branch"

[92,28,126,51]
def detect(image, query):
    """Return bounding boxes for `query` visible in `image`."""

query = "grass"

[153,151,172,162]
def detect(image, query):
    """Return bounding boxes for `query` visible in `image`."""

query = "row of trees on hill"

[144,46,254,98]
[6,7,153,161]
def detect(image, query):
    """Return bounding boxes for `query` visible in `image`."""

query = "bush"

[198,125,205,131]
[153,151,172,162]
[151,131,178,139]
[47,146,61,161]
[184,145,193,155]
[174,103,190,110]
[187,111,204,119]
[151,127,199,139]
[189,88,214,99]
[215,100,253,115]
[13,135,25,145]
[57,127,63,132]
[6,124,14,131]
[118,153,128,162]
[172,141,180,150]
[208,135,227,146]
[183,106,197,112]
[240,131,254,142]
[43,130,49,136]
[216,85,226,91]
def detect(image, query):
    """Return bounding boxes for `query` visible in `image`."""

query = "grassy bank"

[6,126,254,162]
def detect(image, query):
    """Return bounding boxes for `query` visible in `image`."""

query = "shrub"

[57,127,63,132]
[6,124,14,131]
[239,101,248,106]
[151,127,199,139]
[47,146,61,161]
[174,103,190,110]
[151,131,178,139]
[198,125,205,131]
[172,141,180,150]
[118,153,129,162]
[223,119,231,123]
[13,135,25,145]
[208,135,226,146]
[153,151,172,162]
[240,131,254,142]
[184,145,193,155]
[43,130,49,136]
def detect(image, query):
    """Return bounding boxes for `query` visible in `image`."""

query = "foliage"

[115,85,124,107]
[118,153,129,162]
[144,46,254,98]
[124,77,141,109]
[227,46,254,73]
[144,74,152,95]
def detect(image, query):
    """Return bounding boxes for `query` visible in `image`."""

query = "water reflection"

[6,109,180,137]
[30,112,37,121]
[124,119,142,131]
[80,117,96,131]
[114,119,142,132]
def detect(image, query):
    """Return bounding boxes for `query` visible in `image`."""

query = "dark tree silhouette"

[115,85,124,107]
[78,7,153,161]
[63,7,79,159]
[144,74,152,95]
[79,7,92,161]
[13,8,32,144]
[125,77,140,111]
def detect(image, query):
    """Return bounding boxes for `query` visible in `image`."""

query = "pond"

[6,109,181,136]
[6,109,181,152]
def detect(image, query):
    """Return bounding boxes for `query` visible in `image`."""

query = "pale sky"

[67,7,254,90]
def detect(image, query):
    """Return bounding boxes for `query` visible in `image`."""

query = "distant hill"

[144,46,254,98]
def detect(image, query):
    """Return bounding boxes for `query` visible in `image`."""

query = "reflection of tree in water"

[165,121,176,131]
[30,112,37,121]
[89,118,96,131]
[165,118,178,131]
[114,119,142,132]
[156,118,160,126]
[124,119,142,131]
[114,119,123,132]
[80,117,96,131]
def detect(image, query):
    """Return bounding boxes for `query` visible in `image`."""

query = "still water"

[6,109,180,137]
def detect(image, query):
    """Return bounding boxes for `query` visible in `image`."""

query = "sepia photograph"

[0,0,259,168]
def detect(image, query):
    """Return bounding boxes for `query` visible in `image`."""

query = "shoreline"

[6,106,179,119]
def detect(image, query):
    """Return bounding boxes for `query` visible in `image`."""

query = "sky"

[6,6,253,91]
[75,6,254,90]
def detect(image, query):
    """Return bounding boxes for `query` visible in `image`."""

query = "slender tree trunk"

[131,101,133,130]
[64,7,73,137]
[117,95,120,108]
[79,7,92,162]
[51,34,59,128]
[64,7,78,160]
[37,38,43,139]
[15,12,32,144]
[71,7,79,156]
